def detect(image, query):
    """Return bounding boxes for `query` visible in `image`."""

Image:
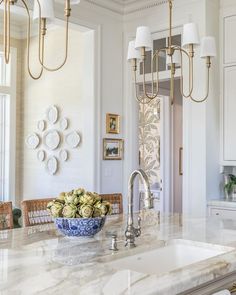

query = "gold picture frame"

[106,113,120,134]
[103,138,123,160]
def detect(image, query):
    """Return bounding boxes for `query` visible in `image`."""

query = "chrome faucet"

[125,169,153,248]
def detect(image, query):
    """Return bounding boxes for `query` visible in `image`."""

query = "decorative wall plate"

[37,120,46,132]
[26,133,40,149]
[46,156,58,175]
[37,150,46,162]
[43,130,61,150]
[46,105,58,124]
[59,149,68,162]
[65,131,81,148]
[60,118,69,131]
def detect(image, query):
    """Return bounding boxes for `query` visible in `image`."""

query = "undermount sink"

[109,239,234,276]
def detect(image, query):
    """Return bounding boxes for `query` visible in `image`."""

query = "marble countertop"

[2,211,236,295]
[208,199,236,208]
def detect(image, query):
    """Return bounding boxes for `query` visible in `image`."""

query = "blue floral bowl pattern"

[54,217,106,237]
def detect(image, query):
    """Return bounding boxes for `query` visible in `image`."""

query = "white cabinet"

[224,15,236,64]
[208,200,236,220]
[223,66,236,161]
[209,207,236,220]
[221,10,236,165]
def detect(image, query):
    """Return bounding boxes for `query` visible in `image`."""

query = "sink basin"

[109,239,233,275]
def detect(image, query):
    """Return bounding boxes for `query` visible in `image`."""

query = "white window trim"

[0,46,17,202]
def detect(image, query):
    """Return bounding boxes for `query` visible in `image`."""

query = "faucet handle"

[134,216,141,238]
[110,234,119,251]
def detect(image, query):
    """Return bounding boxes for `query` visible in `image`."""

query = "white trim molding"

[84,0,170,15]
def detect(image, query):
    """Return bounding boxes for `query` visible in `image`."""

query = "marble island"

[1,211,236,295]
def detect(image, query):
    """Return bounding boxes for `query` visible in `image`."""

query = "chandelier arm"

[134,69,152,104]
[20,0,44,80]
[38,15,69,72]
[152,49,162,95]
[170,55,174,105]
[4,0,10,64]
[142,56,156,100]
[142,48,165,100]
[189,66,210,103]
[177,46,194,98]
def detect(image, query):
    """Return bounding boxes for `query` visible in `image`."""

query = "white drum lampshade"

[182,23,200,47]
[33,0,55,21]
[200,36,217,58]
[135,26,152,51]
[70,0,81,4]
[127,40,141,61]
[166,49,181,66]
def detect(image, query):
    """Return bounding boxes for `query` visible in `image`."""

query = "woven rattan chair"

[21,198,54,227]
[0,202,13,230]
[100,193,123,215]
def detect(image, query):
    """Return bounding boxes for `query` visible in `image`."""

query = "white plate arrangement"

[43,130,61,150]
[65,131,81,148]
[60,118,69,131]
[46,105,59,124]
[37,120,46,132]
[37,150,46,162]
[59,150,68,162]
[26,133,40,149]
[46,156,58,175]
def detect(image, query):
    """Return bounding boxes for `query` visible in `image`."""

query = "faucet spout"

[125,169,153,248]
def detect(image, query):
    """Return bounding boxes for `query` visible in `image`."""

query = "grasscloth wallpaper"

[139,99,160,186]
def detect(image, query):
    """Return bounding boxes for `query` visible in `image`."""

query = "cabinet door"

[223,66,236,161]
[224,15,236,64]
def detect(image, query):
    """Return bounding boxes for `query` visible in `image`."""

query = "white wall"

[205,0,221,200]
[55,2,124,195]
[21,27,97,199]
[7,0,125,201]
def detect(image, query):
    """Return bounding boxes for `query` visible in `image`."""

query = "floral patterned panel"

[139,99,161,186]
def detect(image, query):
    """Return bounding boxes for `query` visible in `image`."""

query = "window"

[0,94,10,201]
[139,34,182,75]
[0,50,16,202]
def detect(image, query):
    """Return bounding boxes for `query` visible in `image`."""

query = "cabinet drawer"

[210,208,236,219]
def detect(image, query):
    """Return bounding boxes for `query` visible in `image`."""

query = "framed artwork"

[103,138,123,160]
[106,113,120,134]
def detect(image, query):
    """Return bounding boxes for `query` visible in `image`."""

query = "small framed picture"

[103,138,123,160]
[106,113,120,134]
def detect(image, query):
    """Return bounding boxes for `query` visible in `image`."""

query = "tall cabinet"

[221,8,236,165]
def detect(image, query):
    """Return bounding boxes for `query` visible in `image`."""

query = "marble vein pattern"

[1,212,236,294]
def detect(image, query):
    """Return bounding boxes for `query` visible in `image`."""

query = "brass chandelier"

[1,0,80,80]
[127,0,217,104]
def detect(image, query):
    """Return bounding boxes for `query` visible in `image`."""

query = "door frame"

[159,94,172,212]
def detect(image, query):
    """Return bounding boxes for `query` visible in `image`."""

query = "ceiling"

[84,0,170,15]
[0,0,170,24]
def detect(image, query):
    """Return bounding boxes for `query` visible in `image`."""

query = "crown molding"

[84,0,124,14]
[124,0,170,14]
[83,0,171,15]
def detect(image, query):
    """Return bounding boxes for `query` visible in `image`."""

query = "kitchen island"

[1,211,236,295]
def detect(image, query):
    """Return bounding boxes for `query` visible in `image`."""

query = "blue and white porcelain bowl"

[54,217,106,237]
